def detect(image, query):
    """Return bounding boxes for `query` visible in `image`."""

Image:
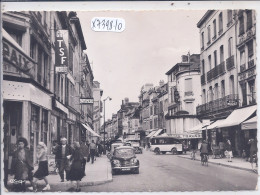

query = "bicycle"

[201,153,208,166]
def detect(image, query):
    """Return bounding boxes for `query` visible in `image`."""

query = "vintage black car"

[110,146,140,175]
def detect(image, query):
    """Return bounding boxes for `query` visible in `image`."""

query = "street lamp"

[103,96,112,154]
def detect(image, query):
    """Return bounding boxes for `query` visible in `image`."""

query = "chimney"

[182,55,188,63]
[159,80,164,87]
[125,97,129,104]
[187,52,190,63]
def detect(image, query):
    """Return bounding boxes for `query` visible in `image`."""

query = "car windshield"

[114,148,135,157]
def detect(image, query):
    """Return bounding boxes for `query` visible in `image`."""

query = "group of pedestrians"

[9,136,102,192]
[10,137,50,192]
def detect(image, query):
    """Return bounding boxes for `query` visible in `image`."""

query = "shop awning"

[146,130,157,138]
[82,123,101,137]
[241,116,257,130]
[217,105,257,128]
[153,129,165,137]
[206,119,226,130]
[189,123,204,132]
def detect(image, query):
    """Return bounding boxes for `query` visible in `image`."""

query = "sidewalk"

[178,151,256,172]
[7,155,112,190]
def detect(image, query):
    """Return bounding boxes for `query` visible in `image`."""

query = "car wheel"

[134,168,139,174]
[161,151,166,154]
[171,148,178,155]
[155,148,160,155]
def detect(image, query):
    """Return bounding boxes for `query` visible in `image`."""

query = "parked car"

[110,146,140,175]
[123,140,143,154]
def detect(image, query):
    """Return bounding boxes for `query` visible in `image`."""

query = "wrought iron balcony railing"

[196,94,238,116]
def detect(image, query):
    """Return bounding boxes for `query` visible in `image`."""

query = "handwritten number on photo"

[91,17,125,32]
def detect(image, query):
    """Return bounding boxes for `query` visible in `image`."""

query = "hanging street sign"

[80,98,94,104]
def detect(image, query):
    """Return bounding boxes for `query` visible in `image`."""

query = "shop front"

[216,105,257,156]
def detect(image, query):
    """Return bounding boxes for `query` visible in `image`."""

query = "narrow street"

[81,150,257,192]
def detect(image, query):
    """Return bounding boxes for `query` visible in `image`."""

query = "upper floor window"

[69,44,74,73]
[202,89,206,104]
[247,40,254,60]
[229,75,235,95]
[185,78,193,93]
[4,27,23,47]
[201,60,205,75]
[246,10,253,30]
[227,10,233,25]
[239,14,245,35]
[218,12,223,34]
[221,80,225,98]
[240,50,245,66]
[220,45,224,63]
[201,32,205,49]
[214,83,219,100]
[228,37,233,57]
[213,19,217,39]
[208,55,212,70]
[214,50,218,67]
[207,25,211,44]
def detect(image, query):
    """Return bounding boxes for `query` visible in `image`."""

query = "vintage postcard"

[1,1,259,194]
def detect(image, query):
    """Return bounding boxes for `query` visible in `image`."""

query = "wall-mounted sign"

[55,30,68,73]
[3,40,35,77]
[80,98,94,104]
[55,66,68,73]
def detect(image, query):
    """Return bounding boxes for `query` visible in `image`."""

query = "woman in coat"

[29,142,50,191]
[67,141,85,192]
[11,137,33,192]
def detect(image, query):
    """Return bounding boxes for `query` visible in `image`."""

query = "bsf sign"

[80,98,94,104]
[55,30,68,73]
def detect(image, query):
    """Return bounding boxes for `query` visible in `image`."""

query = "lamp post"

[103,96,112,154]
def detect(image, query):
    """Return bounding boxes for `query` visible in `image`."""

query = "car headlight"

[113,159,120,166]
[131,158,138,164]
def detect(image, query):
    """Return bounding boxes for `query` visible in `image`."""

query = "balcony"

[212,35,216,41]
[185,91,193,96]
[218,29,223,36]
[196,94,239,116]
[227,20,233,28]
[201,74,206,85]
[248,59,254,68]
[240,64,246,72]
[207,62,225,82]
[226,55,235,71]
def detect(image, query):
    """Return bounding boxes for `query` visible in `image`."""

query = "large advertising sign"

[55,30,69,73]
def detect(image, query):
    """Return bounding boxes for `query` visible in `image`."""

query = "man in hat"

[55,137,72,182]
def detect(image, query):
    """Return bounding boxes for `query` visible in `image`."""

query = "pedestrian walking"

[67,142,85,192]
[55,137,72,182]
[248,137,258,172]
[200,140,208,161]
[225,139,233,162]
[89,140,97,164]
[29,142,50,192]
[10,137,33,192]
[80,141,89,175]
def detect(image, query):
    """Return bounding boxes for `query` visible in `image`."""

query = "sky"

[78,10,205,120]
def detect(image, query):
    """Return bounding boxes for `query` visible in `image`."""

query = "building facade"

[196,10,257,156]
[92,81,103,141]
[3,11,94,168]
[165,54,202,136]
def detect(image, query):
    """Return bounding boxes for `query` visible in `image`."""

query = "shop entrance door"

[3,101,22,169]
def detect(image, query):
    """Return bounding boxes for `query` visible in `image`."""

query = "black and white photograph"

[1,1,259,193]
